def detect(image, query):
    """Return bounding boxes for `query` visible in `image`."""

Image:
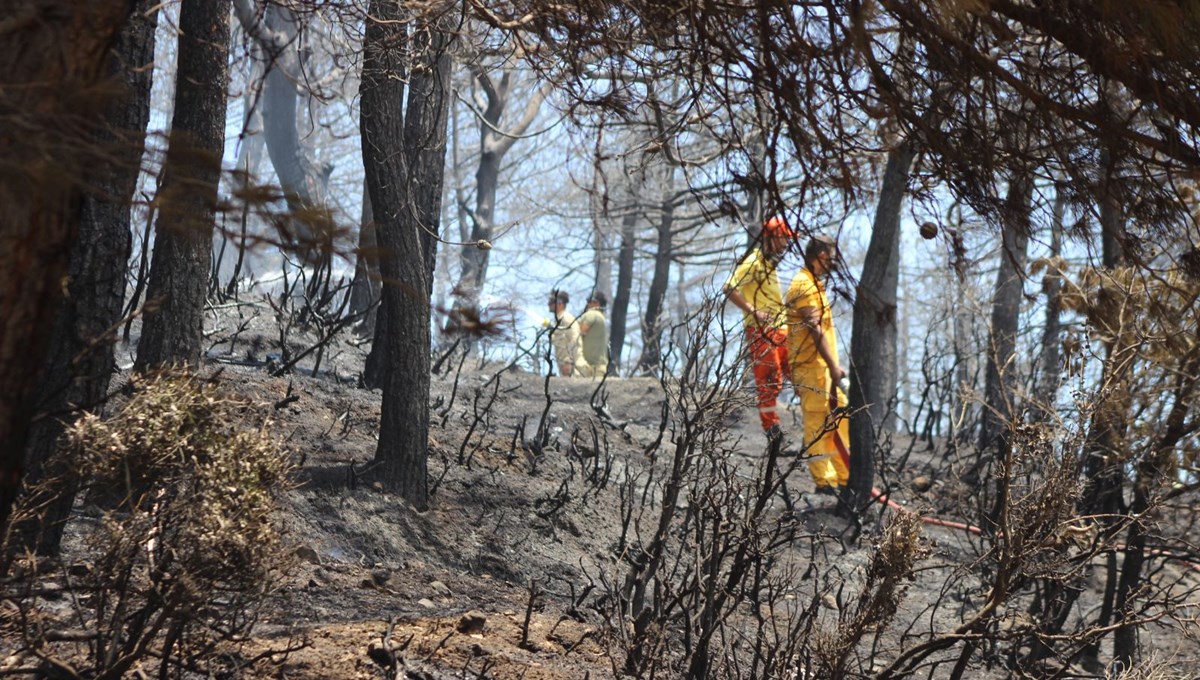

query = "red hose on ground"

[827,397,982,535]
[828,404,1200,572]
[867,485,983,535]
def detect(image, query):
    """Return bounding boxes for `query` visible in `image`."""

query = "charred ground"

[6,301,1199,679]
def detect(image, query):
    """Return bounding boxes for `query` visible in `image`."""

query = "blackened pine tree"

[22,0,158,556]
[0,1,138,535]
[360,0,454,510]
[348,183,380,337]
[610,210,638,371]
[980,177,1032,513]
[134,0,231,371]
[845,139,917,512]
[636,166,676,375]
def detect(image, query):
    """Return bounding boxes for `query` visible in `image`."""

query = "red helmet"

[763,216,793,239]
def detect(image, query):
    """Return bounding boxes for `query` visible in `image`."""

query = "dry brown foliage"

[1,370,298,679]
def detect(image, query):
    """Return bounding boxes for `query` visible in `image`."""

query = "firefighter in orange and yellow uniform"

[723,217,793,442]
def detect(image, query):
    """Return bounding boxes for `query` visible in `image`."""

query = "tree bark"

[636,171,675,374]
[362,295,388,389]
[846,139,916,510]
[593,215,614,301]
[360,1,407,391]
[19,0,157,555]
[610,210,638,372]
[1077,160,1131,664]
[361,0,454,510]
[1098,149,1126,268]
[225,44,267,297]
[1033,189,1065,418]
[0,0,138,533]
[134,0,231,371]
[349,181,380,336]
[1111,352,1200,668]
[456,70,547,308]
[232,0,325,256]
[980,178,1031,522]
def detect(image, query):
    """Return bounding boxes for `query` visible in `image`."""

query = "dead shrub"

[813,510,930,676]
[1,369,297,678]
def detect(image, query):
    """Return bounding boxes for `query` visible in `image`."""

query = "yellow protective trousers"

[791,366,850,489]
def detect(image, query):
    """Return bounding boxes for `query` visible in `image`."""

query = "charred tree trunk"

[361,0,454,510]
[457,72,546,308]
[457,137,499,305]
[19,0,157,555]
[977,180,1031,450]
[610,210,638,372]
[1029,164,1132,667]
[408,56,446,293]
[1111,352,1200,668]
[349,182,380,336]
[134,0,231,371]
[593,216,614,301]
[0,1,138,531]
[362,299,388,390]
[981,178,1031,524]
[226,46,267,298]
[1079,156,1131,663]
[947,218,979,448]
[846,140,916,511]
[637,175,675,374]
[359,0,408,397]
[1034,189,1065,417]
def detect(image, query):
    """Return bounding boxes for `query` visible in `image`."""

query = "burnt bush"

[2,370,297,678]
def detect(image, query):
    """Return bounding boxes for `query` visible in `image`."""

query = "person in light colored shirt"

[546,289,584,377]
[577,292,609,378]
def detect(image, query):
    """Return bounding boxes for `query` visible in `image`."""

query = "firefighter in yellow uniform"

[785,235,850,492]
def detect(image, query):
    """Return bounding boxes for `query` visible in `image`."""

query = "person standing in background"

[547,289,584,377]
[577,292,609,378]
